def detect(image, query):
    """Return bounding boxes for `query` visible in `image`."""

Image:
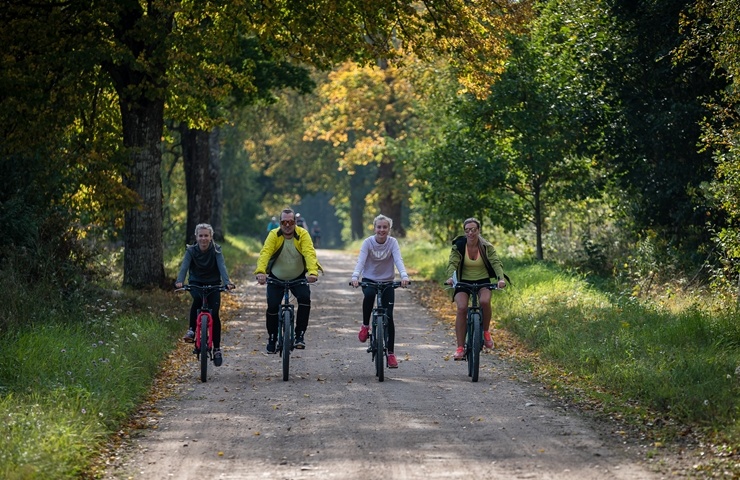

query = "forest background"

[2,0,740,478]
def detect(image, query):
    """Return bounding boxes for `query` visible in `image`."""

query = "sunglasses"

[464,227,479,233]
[280,220,295,226]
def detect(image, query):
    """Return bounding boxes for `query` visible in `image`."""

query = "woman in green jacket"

[445,217,507,360]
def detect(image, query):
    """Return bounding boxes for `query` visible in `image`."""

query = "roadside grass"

[496,260,740,430]
[0,234,257,479]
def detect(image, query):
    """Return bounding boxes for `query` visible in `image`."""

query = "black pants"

[361,278,396,352]
[265,275,311,338]
[189,288,222,348]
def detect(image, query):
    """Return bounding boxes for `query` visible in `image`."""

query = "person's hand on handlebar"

[497,278,506,289]
[307,274,318,283]
[226,283,236,291]
[445,278,454,286]
[350,278,359,288]
[401,278,410,288]
[256,273,266,285]
[175,281,183,289]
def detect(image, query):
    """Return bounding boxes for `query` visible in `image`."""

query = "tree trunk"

[533,181,544,261]
[120,97,166,288]
[350,171,368,240]
[181,125,214,245]
[378,57,407,237]
[209,128,224,242]
[377,161,404,237]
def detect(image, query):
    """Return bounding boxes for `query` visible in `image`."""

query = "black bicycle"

[176,284,229,383]
[454,281,498,382]
[267,277,309,381]
[352,280,407,382]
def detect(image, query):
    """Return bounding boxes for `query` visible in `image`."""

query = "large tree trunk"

[209,128,224,242]
[181,125,214,245]
[107,2,173,288]
[120,97,166,288]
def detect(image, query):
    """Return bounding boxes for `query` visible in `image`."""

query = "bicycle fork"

[370,307,387,357]
[195,311,213,359]
[277,304,295,353]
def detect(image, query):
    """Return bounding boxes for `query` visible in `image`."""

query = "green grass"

[0,299,185,479]
[0,234,261,479]
[494,261,740,429]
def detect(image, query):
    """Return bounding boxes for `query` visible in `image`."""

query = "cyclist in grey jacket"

[175,223,235,366]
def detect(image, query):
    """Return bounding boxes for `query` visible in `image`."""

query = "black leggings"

[265,275,311,337]
[361,279,396,352]
[189,288,222,348]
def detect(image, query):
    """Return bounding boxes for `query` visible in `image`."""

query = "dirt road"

[105,250,665,479]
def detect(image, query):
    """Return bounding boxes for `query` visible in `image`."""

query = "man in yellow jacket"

[255,208,323,353]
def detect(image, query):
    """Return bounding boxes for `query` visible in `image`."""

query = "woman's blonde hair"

[373,214,393,229]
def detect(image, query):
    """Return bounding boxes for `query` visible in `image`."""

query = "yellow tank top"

[462,249,489,281]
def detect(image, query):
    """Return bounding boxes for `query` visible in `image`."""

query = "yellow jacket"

[254,226,323,277]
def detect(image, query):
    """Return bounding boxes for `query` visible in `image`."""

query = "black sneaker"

[213,349,223,366]
[183,329,195,343]
[294,332,305,349]
[266,337,277,354]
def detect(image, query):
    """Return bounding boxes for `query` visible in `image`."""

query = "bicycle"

[176,284,229,383]
[452,281,499,382]
[266,277,309,381]
[351,280,407,382]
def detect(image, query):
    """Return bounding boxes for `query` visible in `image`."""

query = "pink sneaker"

[484,331,494,349]
[453,346,465,360]
[387,352,398,368]
[358,324,369,343]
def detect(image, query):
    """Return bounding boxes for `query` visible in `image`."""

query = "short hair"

[281,208,295,218]
[194,223,214,237]
[463,217,480,229]
[373,214,393,229]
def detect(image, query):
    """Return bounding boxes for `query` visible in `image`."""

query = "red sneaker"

[453,346,465,360]
[358,324,369,343]
[387,352,398,368]
[484,331,494,349]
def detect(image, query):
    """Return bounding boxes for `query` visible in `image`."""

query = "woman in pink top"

[350,214,410,368]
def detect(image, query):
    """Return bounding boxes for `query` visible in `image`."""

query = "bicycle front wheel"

[375,314,385,382]
[281,309,292,381]
[471,313,482,382]
[200,314,209,383]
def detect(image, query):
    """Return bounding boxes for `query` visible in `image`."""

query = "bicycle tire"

[281,309,291,381]
[375,313,385,382]
[471,313,482,382]
[200,313,209,383]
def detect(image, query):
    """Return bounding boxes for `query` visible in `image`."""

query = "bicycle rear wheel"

[281,309,292,381]
[471,313,482,382]
[375,314,385,382]
[200,314,209,383]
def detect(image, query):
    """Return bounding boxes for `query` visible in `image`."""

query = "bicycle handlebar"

[350,280,410,289]
[266,278,309,288]
[175,284,231,293]
[446,281,499,292]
